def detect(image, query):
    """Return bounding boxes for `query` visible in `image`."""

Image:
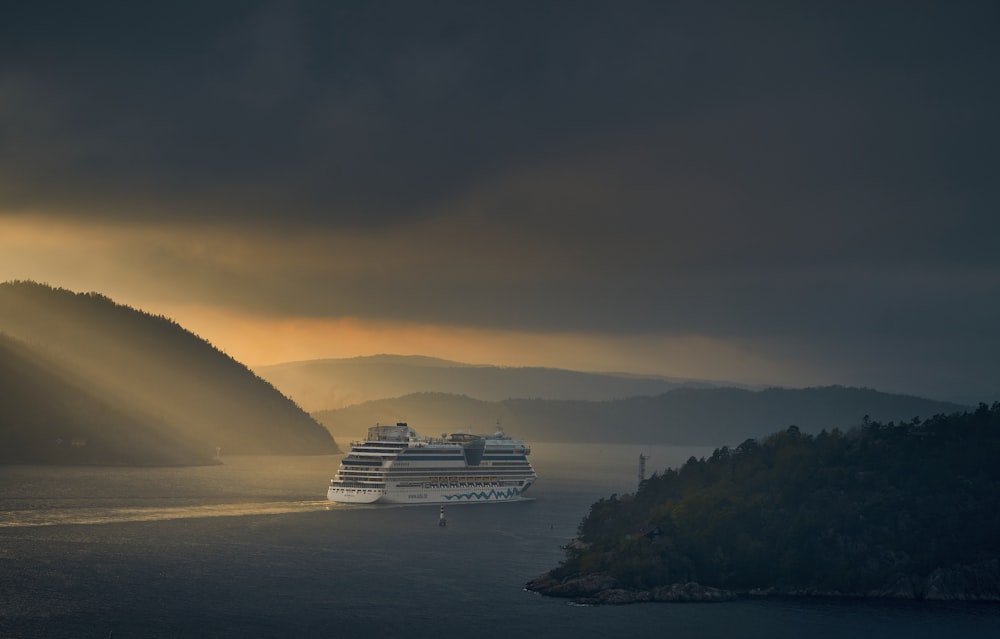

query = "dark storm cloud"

[3,1,997,248]
[4,1,988,223]
[2,1,999,398]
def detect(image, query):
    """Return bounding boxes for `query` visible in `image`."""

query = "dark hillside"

[314,387,965,445]
[510,386,966,443]
[531,404,1000,602]
[0,333,203,464]
[0,281,336,463]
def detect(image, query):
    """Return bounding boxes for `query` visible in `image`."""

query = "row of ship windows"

[331,481,386,488]
[351,448,526,455]
[378,468,534,474]
[337,467,531,477]
[342,456,528,464]
[336,477,533,485]
[331,475,534,486]
[396,448,526,454]
[395,480,525,488]
[403,476,503,484]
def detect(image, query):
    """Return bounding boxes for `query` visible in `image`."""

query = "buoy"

[439,505,447,527]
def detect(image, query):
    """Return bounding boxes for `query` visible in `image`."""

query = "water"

[1,444,998,638]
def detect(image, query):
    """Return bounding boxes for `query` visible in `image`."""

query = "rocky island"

[529,403,1000,604]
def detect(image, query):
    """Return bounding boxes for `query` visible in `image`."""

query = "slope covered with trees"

[0,281,337,464]
[313,388,965,445]
[531,404,1000,601]
[0,333,203,464]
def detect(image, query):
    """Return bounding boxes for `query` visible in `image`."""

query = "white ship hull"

[326,486,384,504]
[327,422,537,505]
[328,479,535,505]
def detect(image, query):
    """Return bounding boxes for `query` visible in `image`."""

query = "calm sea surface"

[1,443,998,638]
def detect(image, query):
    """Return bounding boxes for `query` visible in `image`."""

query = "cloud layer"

[2,1,999,399]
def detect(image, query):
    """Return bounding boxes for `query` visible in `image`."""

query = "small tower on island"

[638,453,647,489]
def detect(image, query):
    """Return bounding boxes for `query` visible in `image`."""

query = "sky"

[1,1,998,401]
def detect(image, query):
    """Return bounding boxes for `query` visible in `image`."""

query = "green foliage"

[557,405,1000,593]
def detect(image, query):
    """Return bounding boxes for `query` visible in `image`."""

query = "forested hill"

[532,403,1000,602]
[313,387,965,445]
[0,281,337,464]
[0,333,202,465]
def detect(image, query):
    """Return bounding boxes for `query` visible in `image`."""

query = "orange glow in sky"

[150,302,806,389]
[0,213,826,389]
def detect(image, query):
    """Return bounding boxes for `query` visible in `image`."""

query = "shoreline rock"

[525,572,736,605]
[526,559,1000,604]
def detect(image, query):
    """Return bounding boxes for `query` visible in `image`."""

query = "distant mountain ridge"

[256,355,720,412]
[0,281,337,464]
[313,387,967,445]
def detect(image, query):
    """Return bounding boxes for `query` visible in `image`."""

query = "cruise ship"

[327,422,537,504]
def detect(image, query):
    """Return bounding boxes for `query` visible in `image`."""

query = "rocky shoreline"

[747,558,1000,602]
[525,572,736,605]
[526,558,1000,605]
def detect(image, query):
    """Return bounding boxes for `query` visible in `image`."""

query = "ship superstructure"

[327,422,536,504]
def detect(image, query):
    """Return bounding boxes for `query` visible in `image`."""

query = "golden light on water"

[0,501,332,528]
